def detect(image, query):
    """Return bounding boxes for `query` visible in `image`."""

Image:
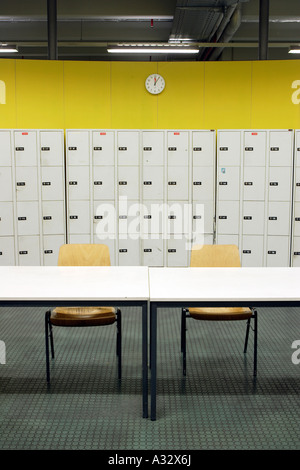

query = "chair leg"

[45,310,52,383]
[116,309,122,380]
[244,318,251,354]
[181,309,187,376]
[253,309,258,377]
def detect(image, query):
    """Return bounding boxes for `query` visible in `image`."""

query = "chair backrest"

[57,244,111,267]
[190,244,241,268]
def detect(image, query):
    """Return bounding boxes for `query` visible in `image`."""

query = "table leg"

[142,302,148,418]
[150,302,157,421]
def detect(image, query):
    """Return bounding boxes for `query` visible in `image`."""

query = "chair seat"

[50,306,117,326]
[188,306,252,321]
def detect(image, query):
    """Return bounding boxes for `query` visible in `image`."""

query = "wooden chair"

[181,244,257,377]
[45,244,122,382]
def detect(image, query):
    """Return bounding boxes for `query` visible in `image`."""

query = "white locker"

[217,166,240,201]
[266,236,290,267]
[40,131,64,167]
[142,131,164,166]
[296,133,300,167]
[268,166,292,201]
[192,131,215,167]
[167,131,189,166]
[142,166,164,200]
[141,200,165,236]
[243,167,266,201]
[93,166,115,200]
[67,131,90,166]
[68,234,91,244]
[17,202,40,235]
[94,236,116,265]
[18,235,41,266]
[217,200,240,234]
[241,235,264,267]
[43,234,65,266]
[269,130,293,167]
[294,167,300,202]
[243,131,267,167]
[167,237,189,267]
[14,131,37,167]
[117,131,139,166]
[0,237,15,265]
[192,166,214,201]
[0,202,14,236]
[0,167,13,201]
[167,202,192,235]
[118,201,141,236]
[41,167,64,201]
[42,201,65,235]
[216,234,239,246]
[141,239,164,266]
[67,166,90,200]
[267,201,291,236]
[192,201,214,234]
[118,239,140,266]
[93,200,117,237]
[167,166,189,200]
[217,131,241,166]
[293,202,300,237]
[15,167,38,201]
[118,166,140,200]
[242,201,265,235]
[291,237,300,267]
[92,131,115,166]
[0,131,12,166]
[68,201,91,234]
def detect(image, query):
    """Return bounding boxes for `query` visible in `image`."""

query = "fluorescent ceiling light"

[289,46,300,54]
[107,47,199,54]
[0,44,18,53]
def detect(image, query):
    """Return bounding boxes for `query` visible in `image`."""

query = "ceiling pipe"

[259,0,269,60]
[47,0,57,60]
[208,3,242,61]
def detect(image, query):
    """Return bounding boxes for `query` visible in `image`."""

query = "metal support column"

[259,0,269,60]
[47,0,57,60]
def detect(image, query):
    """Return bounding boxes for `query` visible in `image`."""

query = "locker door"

[14,131,37,166]
[66,131,90,166]
[17,202,40,235]
[269,130,293,167]
[0,131,12,166]
[243,167,265,201]
[68,234,91,244]
[118,200,141,236]
[93,200,117,237]
[41,167,64,201]
[243,131,266,167]
[118,166,140,199]
[242,201,265,235]
[291,237,300,267]
[92,131,115,166]
[167,166,189,200]
[40,131,63,166]
[94,236,116,265]
[295,132,300,167]
[118,239,140,266]
[142,166,164,200]
[267,201,291,236]
[216,234,239,246]
[192,131,215,167]
[192,166,214,201]
[241,235,264,267]
[142,239,164,266]
[141,200,165,236]
[142,131,164,166]
[217,166,240,201]
[67,166,90,200]
[293,202,300,237]
[167,237,189,267]
[167,131,189,166]
[117,131,139,166]
[42,201,65,235]
[193,201,214,234]
[217,201,240,234]
[15,167,38,201]
[18,235,41,266]
[43,234,65,266]
[0,237,15,266]
[0,202,14,235]
[68,201,91,234]
[266,236,290,267]
[0,167,13,201]
[294,167,300,202]
[217,131,241,166]
[167,202,191,235]
[93,166,115,200]
[268,167,292,201]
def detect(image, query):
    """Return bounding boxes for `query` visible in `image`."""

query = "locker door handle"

[118,147,127,151]
[143,181,152,185]
[218,216,227,219]
[244,182,253,186]
[19,251,28,255]
[143,147,152,151]
[168,249,176,253]
[244,216,252,220]
[144,249,152,253]
[18,217,27,221]
[119,249,128,253]
[245,147,254,151]
[168,215,176,219]
[69,215,78,219]
[16,182,26,186]
[41,147,50,151]
[295,217,300,222]
[119,215,127,219]
[68,147,77,151]
[43,216,52,220]
[94,181,103,185]
[243,250,252,254]
[268,251,277,254]
[144,215,152,219]
[42,181,51,186]
[15,147,24,151]
[119,181,127,185]
[219,147,228,151]
[193,182,202,185]
[94,216,103,220]
[69,181,78,185]
[219,181,227,185]
[93,147,102,151]
[270,147,279,151]
[193,215,202,219]
[0,252,2,255]
[168,147,177,151]
[270,182,278,186]
[296,183,300,187]
[269,216,277,220]
[193,147,202,151]
[44,250,53,254]
[168,181,177,185]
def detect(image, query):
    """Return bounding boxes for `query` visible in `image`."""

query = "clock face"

[145,74,165,95]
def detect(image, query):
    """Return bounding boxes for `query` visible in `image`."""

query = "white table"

[149,267,300,420]
[0,265,150,418]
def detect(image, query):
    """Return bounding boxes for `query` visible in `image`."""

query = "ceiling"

[0,0,299,61]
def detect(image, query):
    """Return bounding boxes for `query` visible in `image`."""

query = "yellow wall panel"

[204,61,252,129]
[157,62,205,129]
[111,62,158,129]
[0,59,16,128]
[64,61,111,129]
[251,60,300,129]
[15,60,64,129]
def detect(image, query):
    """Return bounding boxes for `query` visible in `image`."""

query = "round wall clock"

[145,74,165,95]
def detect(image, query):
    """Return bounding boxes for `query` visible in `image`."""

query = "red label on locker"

[252,132,257,135]
[22,132,28,135]
[100,132,106,135]
[174,132,180,135]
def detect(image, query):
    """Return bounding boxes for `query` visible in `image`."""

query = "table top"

[149,267,300,303]
[0,266,149,302]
